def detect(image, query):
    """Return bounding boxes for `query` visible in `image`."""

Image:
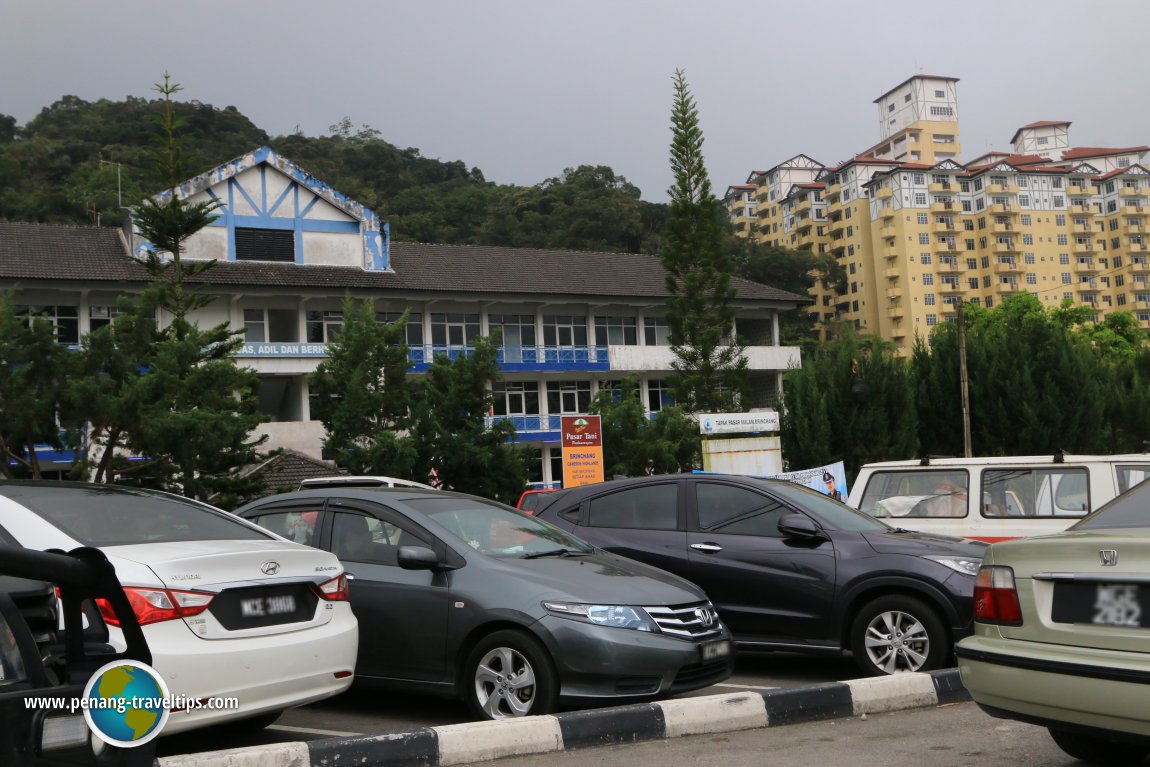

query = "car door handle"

[690,543,723,553]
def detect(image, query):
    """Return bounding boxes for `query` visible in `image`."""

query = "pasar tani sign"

[560,415,604,488]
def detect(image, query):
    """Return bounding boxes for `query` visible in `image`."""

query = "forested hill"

[0,96,668,254]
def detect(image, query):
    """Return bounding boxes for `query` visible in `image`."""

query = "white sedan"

[0,481,358,734]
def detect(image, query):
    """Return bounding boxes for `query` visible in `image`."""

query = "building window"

[306,310,343,343]
[243,308,266,342]
[924,294,936,306]
[380,311,426,346]
[923,274,935,285]
[919,233,930,245]
[543,315,587,347]
[1020,214,1032,226]
[934,89,945,98]
[547,380,591,414]
[929,106,953,116]
[917,213,929,224]
[913,173,925,185]
[1062,273,1072,284]
[235,228,295,262]
[921,253,932,264]
[492,382,540,417]
[1037,137,1049,145]
[16,305,79,344]
[89,305,121,333]
[594,316,638,346]
[431,313,480,347]
[926,314,938,326]
[644,317,671,346]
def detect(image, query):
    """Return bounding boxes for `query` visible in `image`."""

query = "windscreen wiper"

[521,548,590,559]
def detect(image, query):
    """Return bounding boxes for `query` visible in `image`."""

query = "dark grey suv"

[235,488,732,719]
[532,474,988,676]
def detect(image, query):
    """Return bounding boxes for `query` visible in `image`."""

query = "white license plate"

[700,639,731,661]
[240,594,296,618]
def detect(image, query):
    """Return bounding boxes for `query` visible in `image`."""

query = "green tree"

[409,336,530,502]
[781,334,917,479]
[309,297,417,477]
[661,70,747,413]
[589,378,700,476]
[0,294,75,478]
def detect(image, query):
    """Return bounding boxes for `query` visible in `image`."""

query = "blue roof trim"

[138,146,392,272]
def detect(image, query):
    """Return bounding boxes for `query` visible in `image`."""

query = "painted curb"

[156,669,970,767]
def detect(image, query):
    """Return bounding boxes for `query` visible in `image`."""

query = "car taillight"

[312,574,350,602]
[973,566,1023,626]
[96,587,215,627]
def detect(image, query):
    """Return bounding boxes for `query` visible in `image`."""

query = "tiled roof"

[1062,146,1149,160]
[242,450,343,494]
[0,221,810,305]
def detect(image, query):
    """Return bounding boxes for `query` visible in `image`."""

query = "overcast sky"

[3,0,1147,203]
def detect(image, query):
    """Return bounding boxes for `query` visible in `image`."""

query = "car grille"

[644,603,724,639]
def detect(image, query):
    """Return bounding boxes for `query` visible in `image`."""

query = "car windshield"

[404,497,593,557]
[1070,480,1150,530]
[0,484,270,546]
[765,481,893,532]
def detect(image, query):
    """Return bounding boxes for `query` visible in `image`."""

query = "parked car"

[849,453,1150,542]
[531,474,987,676]
[0,543,154,765]
[0,481,359,734]
[235,487,733,719]
[515,488,557,514]
[956,479,1150,764]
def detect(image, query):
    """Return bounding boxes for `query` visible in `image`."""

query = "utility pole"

[958,302,972,458]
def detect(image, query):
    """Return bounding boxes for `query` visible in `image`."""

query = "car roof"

[860,453,1150,470]
[240,486,509,510]
[298,475,439,490]
[530,473,794,514]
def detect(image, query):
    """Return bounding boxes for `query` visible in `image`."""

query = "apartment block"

[728,75,1150,353]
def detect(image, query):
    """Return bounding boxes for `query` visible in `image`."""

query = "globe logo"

[82,660,171,747]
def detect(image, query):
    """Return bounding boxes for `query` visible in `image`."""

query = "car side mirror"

[778,514,826,541]
[397,545,442,571]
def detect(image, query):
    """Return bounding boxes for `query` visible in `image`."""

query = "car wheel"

[463,630,557,720]
[1048,727,1150,764]
[849,595,948,676]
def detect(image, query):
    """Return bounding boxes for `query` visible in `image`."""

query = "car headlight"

[924,555,981,577]
[542,602,658,632]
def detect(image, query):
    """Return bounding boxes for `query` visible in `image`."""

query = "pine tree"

[661,70,747,413]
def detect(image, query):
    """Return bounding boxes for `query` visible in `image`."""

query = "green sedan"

[957,480,1150,765]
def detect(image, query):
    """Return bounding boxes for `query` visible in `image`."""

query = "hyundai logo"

[261,561,281,575]
[1100,550,1118,567]
[694,607,715,627]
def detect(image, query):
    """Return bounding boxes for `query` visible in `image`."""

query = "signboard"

[695,460,848,501]
[698,411,780,435]
[560,416,604,488]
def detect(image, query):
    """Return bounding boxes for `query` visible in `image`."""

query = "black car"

[532,474,988,676]
[235,488,733,719]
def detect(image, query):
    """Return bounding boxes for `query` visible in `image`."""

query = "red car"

[515,489,557,514]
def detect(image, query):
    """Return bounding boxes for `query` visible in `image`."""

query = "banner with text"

[560,415,604,489]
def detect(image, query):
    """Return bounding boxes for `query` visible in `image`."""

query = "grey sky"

[3,0,1147,204]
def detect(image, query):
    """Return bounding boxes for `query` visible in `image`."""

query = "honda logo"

[1100,550,1118,567]
[261,561,281,575]
[694,607,715,628]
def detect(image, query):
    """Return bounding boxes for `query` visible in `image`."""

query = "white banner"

[698,411,780,435]
[694,460,849,502]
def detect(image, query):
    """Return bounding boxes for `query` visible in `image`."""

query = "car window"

[1073,480,1150,530]
[331,512,398,565]
[857,470,969,518]
[1,485,271,545]
[1117,465,1150,493]
[765,481,891,532]
[982,468,1089,518]
[695,483,788,537]
[585,484,678,530]
[251,509,320,545]
[403,497,591,557]
[0,609,26,686]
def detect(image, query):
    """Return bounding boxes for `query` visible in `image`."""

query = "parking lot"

[156,651,861,757]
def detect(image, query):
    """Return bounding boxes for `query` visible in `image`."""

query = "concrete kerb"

[155,669,970,767]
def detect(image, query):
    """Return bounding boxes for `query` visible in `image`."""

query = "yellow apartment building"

[725,75,1150,353]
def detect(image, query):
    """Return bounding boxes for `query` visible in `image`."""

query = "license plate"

[700,639,731,661]
[240,594,297,618]
[1052,582,1146,628]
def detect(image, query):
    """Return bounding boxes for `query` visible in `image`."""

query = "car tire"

[463,629,558,720]
[1048,727,1150,765]
[210,710,283,733]
[849,594,949,676]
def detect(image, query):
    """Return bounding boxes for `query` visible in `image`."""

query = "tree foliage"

[589,378,699,476]
[661,70,747,413]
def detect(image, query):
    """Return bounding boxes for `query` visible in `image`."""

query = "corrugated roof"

[0,221,810,305]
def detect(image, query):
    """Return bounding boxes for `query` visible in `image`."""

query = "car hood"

[862,529,988,557]
[484,550,708,606]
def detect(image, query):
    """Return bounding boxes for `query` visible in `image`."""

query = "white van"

[847,453,1150,541]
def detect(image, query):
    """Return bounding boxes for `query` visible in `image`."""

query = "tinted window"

[586,484,678,530]
[1073,481,1150,530]
[765,482,890,532]
[331,512,398,565]
[252,509,320,545]
[404,497,591,557]
[858,470,969,519]
[1,485,269,546]
[0,609,27,686]
[695,483,788,537]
